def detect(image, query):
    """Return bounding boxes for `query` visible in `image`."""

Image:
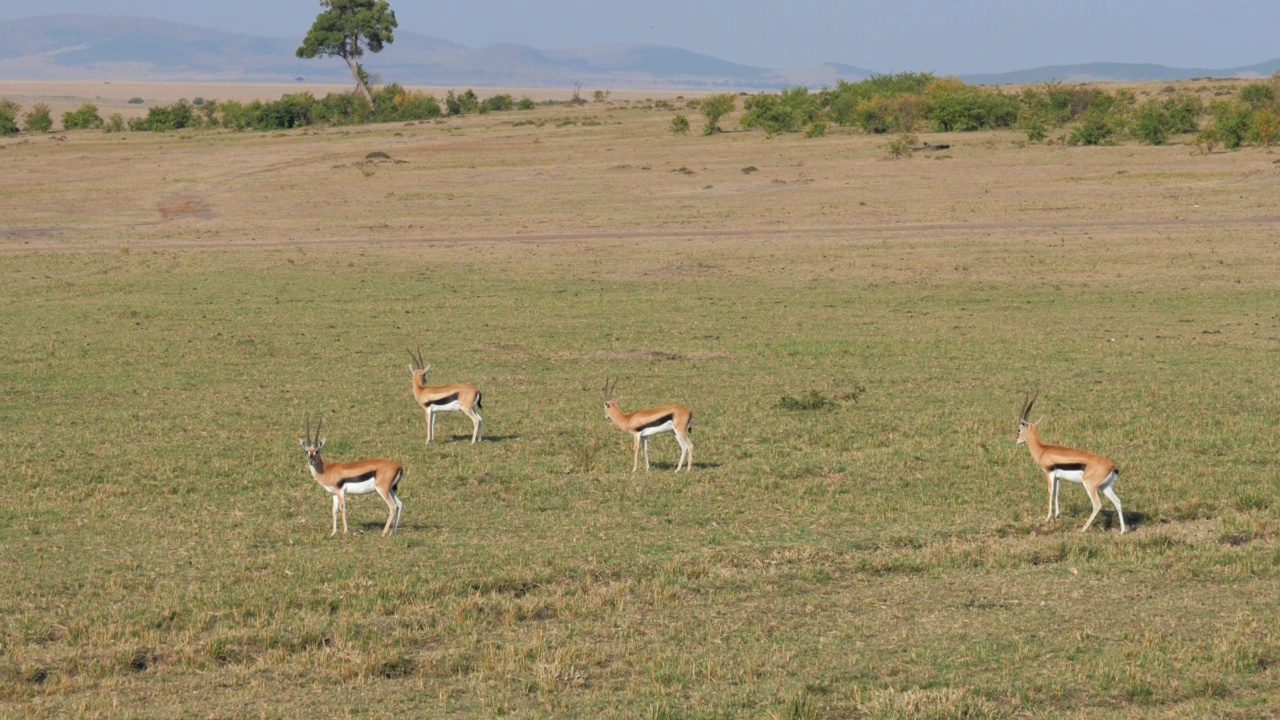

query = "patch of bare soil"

[156,194,214,221]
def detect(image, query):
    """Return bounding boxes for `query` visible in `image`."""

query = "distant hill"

[0,14,1275,90]
[963,60,1280,85]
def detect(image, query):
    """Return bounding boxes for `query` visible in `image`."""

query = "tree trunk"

[344,39,373,106]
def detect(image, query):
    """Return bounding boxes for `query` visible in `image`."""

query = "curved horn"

[305,414,312,445]
[407,348,419,369]
[314,416,323,445]
[1020,389,1039,422]
[603,376,615,402]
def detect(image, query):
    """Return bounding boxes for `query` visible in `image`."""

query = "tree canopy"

[296,0,398,105]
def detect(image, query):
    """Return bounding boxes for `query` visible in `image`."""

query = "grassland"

[1,83,1278,718]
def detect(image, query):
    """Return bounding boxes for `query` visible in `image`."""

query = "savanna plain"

[1,80,1278,718]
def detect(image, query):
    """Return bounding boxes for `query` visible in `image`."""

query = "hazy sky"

[4,1,1278,73]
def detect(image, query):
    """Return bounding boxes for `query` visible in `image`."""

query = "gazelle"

[1016,391,1126,534]
[603,377,694,472]
[298,416,404,537]
[408,348,483,443]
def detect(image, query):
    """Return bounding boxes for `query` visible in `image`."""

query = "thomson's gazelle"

[298,416,404,537]
[603,377,694,472]
[1016,391,1126,534]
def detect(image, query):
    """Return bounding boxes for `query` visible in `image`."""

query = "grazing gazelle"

[603,376,694,472]
[299,416,404,537]
[1016,391,1126,534]
[408,348,483,444]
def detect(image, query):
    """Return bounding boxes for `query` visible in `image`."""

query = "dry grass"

[1,80,1278,717]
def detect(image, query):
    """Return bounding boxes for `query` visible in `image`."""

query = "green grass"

[2,223,1278,716]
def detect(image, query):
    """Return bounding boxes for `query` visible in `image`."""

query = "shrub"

[1131,94,1203,145]
[1206,100,1253,149]
[0,99,20,135]
[24,103,53,133]
[887,131,917,158]
[255,93,315,130]
[128,97,144,104]
[1237,82,1276,110]
[479,93,514,114]
[138,100,198,131]
[805,121,827,138]
[777,390,837,411]
[103,113,126,133]
[669,114,690,134]
[62,102,104,130]
[1254,108,1280,146]
[1067,109,1118,146]
[516,96,536,111]
[445,89,479,115]
[923,85,1019,131]
[741,87,820,135]
[699,93,736,135]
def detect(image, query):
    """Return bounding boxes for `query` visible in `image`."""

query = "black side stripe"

[1049,463,1086,473]
[638,414,675,432]
[426,393,459,407]
[336,470,378,488]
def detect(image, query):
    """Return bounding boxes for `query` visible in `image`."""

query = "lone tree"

[297,0,398,106]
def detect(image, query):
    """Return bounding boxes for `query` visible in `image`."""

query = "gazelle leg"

[1045,474,1056,521]
[422,410,433,444]
[338,492,350,535]
[1103,486,1126,534]
[391,492,402,534]
[379,489,398,536]
[676,430,692,472]
[1080,485,1103,532]
[643,437,651,471]
[330,494,341,537]
[467,408,482,443]
[428,408,436,443]
[631,434,641,472]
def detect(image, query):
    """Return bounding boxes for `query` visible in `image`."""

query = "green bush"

[1067,109,1118,145]
[62,103,104,130]
[1206,100,1254,149]
[670,114,690,135]
[0,99,20,135]
[138,100,198,131]
[517,96,536,111]
[103,113,126,133]
[128,97,144,104]
[741,86,819,135]
[445,89,479,115]
[923,85,1019,131]
[699,93,736,135]
[24,103,53,133]
[479,93,514,114]
[1131,94,1203,145]
[1237,82,1276,110]
[805,121,827,138]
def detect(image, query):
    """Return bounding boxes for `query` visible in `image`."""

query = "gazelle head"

[1015,389,1039,444]
[602,376,619,418]
[407,347,431,385]
[298,414,326,467]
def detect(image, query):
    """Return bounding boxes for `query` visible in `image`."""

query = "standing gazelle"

[603,377,694,472]
[408,348,483,443]
[299,416,404,537]
[1016,391,1126,534]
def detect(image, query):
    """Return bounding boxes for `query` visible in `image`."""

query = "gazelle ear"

[318,438,326,449]
[298,438,308,448]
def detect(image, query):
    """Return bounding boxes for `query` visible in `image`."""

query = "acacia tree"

[296,0,397,106]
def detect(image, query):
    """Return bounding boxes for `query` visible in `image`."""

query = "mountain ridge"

[0,14,1275,89]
